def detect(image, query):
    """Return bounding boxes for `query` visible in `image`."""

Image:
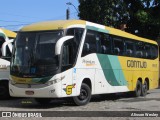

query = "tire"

[35,98,52,105]
[141,81,148,96]
[73,83,91,106]
[0,81,10,99]
[133,80,142,97]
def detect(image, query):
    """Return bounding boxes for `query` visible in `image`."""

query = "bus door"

[61,39,76,96]
[61,28,84,96]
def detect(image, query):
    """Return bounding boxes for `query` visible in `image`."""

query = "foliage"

[124,0,160,40]
[78,0,160,40]
[78,0,129,28]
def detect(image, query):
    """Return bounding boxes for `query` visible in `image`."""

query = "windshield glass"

[11,31,63,77]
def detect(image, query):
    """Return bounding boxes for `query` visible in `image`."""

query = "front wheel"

[73,83,91,106]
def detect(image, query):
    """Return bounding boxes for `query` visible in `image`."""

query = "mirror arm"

[2,39,14,56]
[55,36,74,55]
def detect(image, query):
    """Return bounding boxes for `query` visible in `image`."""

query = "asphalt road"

[0,87,160,120]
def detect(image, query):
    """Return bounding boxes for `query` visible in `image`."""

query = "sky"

[0,0,79,31]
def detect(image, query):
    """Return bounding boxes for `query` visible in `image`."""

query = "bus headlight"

[46,76,65,85]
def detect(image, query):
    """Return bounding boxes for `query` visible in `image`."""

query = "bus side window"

[62,40,74,71]
[100,33,111,54]
[151,45,158,59]
[135,42,144,58]
[66,28,84,44]
[144,44,152,59]
[125,40,135,57]
[82,30,97,57]
[0,37,5,57]
[112,37,124,56]
[66,28,84,63]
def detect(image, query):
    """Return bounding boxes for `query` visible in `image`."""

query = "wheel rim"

[78,89,88,100]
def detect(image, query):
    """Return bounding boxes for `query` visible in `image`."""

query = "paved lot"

[0,87,160,120]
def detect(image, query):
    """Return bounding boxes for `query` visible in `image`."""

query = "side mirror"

[2,39,14,57]
[55,36,74,55]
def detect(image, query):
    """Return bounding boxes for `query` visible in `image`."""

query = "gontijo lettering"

[127,60,147,68]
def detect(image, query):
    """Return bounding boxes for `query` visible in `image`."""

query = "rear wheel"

[73,83,91,106]
[141,81,148,96]
[133,80,142,97]
[35,98,52,105]
[0,81,10,99]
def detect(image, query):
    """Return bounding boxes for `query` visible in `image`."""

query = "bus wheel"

[141,81,148,96]
[73,83,91,106]
[35,98,52,105]
[0,81,10,99]
[133,80,142,97]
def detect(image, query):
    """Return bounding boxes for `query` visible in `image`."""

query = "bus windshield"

[11,31,63,77]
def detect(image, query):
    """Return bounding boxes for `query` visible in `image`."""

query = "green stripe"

[86,25,109,33]
[97,54,127,86]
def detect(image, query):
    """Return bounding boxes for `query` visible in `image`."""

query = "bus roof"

[20,20,157,44]
[0,28,17,38]
[20,20,86,32]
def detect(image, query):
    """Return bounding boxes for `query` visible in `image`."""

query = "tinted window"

[151,45,158,59]
[144,44,152,59]
[37,32,60,62]
[66,28,84,63]
[82,30,97,56]
[62,40,73,66]
[125,40,135,57]
[66,28,84,44]
[100,33,111,54]
[113,37,124,55]
[135,42,144,58]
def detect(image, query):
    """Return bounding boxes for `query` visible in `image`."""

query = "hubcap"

[79,89,88,100]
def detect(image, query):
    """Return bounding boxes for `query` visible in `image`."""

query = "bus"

[0,28,16,99]
[9,20,159,105]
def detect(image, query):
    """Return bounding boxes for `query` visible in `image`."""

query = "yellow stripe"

[20,20,86,32]
[11,75,32,84]
[0,28,17,38]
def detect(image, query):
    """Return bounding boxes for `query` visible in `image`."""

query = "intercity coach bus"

[0,28,16,99]
[9,20,159,105]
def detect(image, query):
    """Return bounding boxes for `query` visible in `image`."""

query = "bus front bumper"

[9,82,62,98]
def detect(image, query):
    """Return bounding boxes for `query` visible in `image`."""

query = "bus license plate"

[25,91,34,95]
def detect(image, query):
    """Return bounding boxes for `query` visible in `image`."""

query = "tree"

[78,0,160,40]
[124,0,160,40]
[78,0,129,28]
